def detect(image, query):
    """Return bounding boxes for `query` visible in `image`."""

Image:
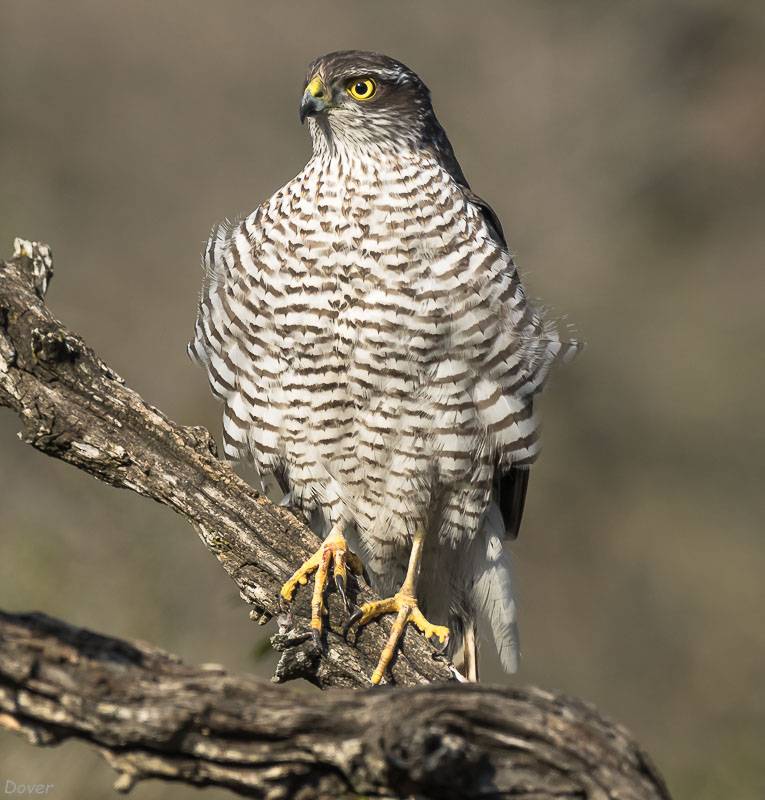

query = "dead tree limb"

[0,610,670,800]
[0,241,673,798]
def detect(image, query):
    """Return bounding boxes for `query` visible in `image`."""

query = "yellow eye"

[347,78,377,101]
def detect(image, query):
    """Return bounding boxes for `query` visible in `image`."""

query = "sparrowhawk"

[190,51,577,683]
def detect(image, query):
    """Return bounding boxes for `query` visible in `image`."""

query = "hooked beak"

[300,76,328,124]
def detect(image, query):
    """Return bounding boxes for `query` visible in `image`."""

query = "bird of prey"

[189,51,576,683]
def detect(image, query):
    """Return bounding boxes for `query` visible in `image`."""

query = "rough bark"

[0,610,671,800]
[0,241,673,799]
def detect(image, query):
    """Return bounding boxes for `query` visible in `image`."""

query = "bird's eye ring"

[347,78,377,101]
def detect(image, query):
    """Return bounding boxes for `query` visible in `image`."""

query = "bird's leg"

[346,528,449,684]
[280,523,363,647]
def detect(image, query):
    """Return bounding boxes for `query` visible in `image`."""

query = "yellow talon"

[408,605,449,643]
[281,553,322,602]
[353,591,450,684]
[280,525,362,643]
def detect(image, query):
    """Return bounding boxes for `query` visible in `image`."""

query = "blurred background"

[1,1,763,797]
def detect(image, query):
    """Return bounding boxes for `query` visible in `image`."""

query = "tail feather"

[470,503,520,673]
[462,622,479,681]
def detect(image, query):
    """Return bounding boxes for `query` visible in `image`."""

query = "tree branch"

[0,241,673,798]
[0,610,670,799]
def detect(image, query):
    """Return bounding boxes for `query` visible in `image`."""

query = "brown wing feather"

[462,186,529,540]
[461,186,506,247]
[495,464,529,540]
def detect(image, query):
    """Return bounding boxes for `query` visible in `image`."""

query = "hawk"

[190,51,576,683]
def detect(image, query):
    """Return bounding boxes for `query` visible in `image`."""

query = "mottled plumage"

[190,51,576,679]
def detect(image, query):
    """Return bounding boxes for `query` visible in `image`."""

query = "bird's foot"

[346,592,450,684]
[280,527,363,647]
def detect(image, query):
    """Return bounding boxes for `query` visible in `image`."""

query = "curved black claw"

[343,606,365,637]
[335,573,347,607]
[311,627,322,650]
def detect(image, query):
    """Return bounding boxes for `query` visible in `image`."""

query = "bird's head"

[299,51,439,155]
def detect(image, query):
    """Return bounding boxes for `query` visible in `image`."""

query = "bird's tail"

[469,503,520,673]
[455,620,480,681]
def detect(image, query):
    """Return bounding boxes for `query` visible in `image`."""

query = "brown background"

[1,1,763,798]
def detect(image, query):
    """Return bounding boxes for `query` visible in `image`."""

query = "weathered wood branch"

[0,241,673,798]
[0,610,670,799]
[0,240,451,689]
